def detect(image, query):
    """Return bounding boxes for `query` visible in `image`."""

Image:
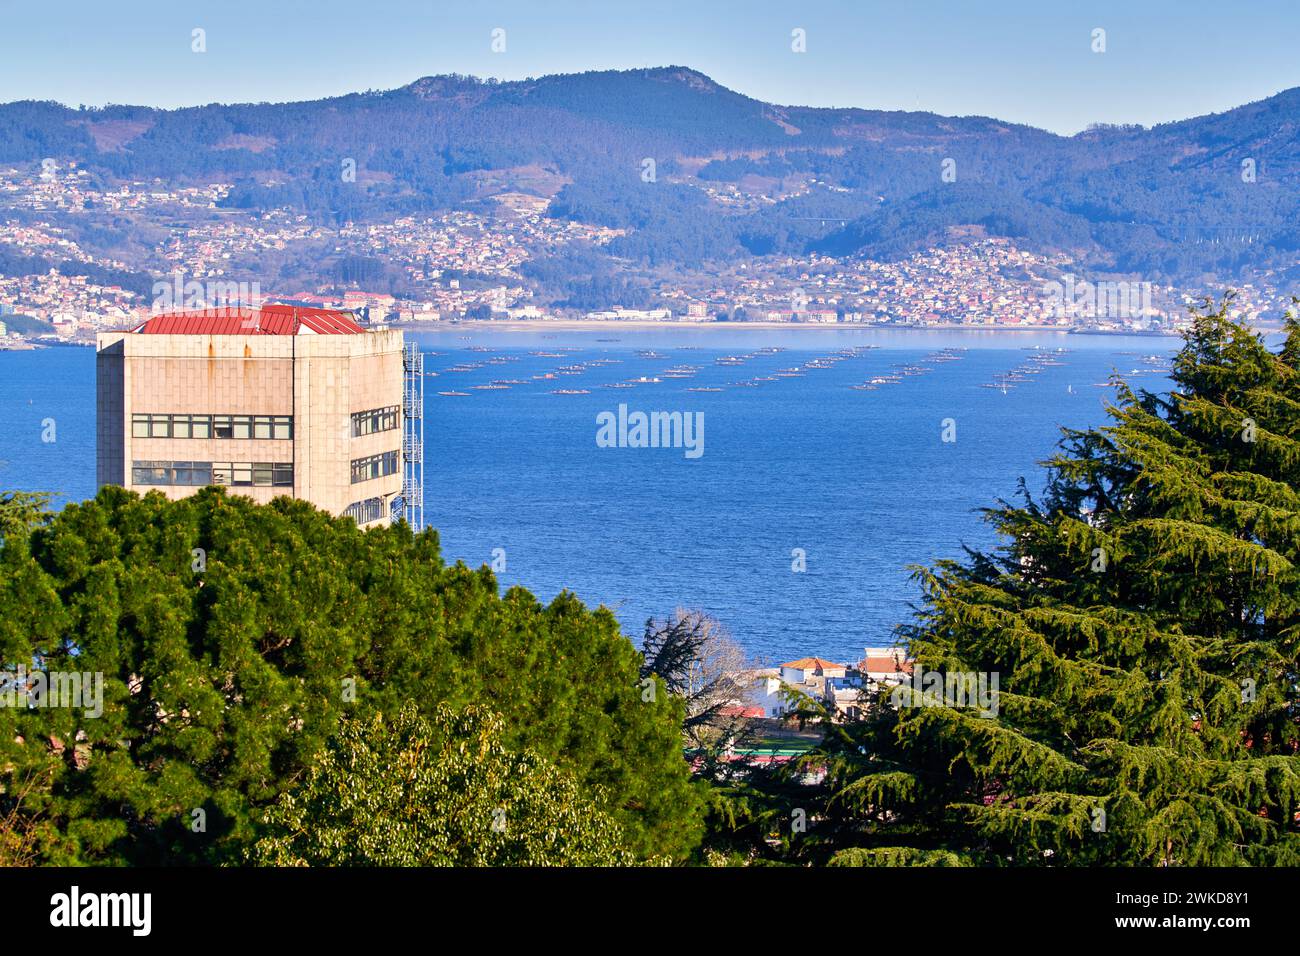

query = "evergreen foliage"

[0,487,702,864]
[788,300,1300,866]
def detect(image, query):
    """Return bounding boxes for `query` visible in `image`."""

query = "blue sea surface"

[0,328,1181,664]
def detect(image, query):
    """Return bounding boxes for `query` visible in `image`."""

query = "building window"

[131,461,172,485]
[350,450,399,484]
[251,462,292,486]
[351,405,400,437]
[136,460,292,488]
[131,413,290,440]
[173,461,212,486]
[344,496,386,525]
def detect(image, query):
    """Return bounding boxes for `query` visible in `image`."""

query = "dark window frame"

[133,460,292,488]
[351,405,401,438]
[350,450,400,484]
[129,413,290,440]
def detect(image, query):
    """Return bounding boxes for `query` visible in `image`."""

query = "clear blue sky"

[2,0,1297,134]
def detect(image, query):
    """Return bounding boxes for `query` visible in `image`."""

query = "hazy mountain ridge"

[1,67,1297,282]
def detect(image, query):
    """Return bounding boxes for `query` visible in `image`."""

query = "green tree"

[249,703,638,866]
[790,299,1300,866]
[0,490,51,544]
[0,487,701,864]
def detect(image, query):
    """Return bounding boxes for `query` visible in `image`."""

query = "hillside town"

[1,160,1295,348]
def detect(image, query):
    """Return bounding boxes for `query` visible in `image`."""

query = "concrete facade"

[96,314,405,527]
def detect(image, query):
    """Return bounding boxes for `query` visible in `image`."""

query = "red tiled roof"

[130,305,365,336]
[780,656,845,672]
[863,658,914,674]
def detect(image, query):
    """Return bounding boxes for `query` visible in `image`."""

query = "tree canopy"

[248,704,639,866]
[0,487,702,864]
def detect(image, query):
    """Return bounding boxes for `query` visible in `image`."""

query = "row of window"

[352,405,400,437]
[351,451,399,484]
[132,460,294,488]
[132,414,293,441]
[343,496,387,525]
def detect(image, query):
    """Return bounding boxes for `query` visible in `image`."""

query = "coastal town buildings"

[746,651,913,722]
[1,162,1293,348]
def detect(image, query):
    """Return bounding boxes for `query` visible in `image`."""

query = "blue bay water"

[0,329,1178,665]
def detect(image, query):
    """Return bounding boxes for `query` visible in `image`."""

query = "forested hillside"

[2,67,1298,281]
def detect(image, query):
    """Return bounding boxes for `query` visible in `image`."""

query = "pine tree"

[0,487,701,864]
[800,299,1300,866]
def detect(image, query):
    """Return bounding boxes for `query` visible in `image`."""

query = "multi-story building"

[95,305,415,528]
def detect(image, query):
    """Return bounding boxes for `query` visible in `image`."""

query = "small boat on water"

[438,391,471,397]
[551,388,591,395]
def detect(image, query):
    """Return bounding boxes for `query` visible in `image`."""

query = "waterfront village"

[720,648,914,767]
[1,162,1294,349]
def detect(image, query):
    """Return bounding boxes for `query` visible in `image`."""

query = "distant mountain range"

[2,67,1298,284]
